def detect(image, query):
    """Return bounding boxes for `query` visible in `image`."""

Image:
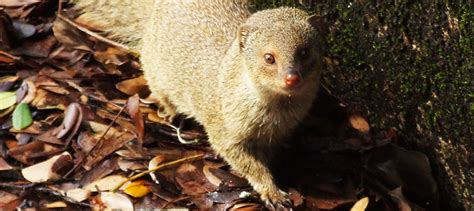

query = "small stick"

[57,0,62,15]
[56,15,133,52]
[0,50,21,61]
[64,105,126,177]
[111,153,204,192]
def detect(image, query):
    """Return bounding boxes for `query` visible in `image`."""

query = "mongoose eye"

[264,53,276,65]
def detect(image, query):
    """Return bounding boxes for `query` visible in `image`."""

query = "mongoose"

[73,0,325,207]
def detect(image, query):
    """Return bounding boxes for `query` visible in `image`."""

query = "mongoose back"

[73,0,326,208]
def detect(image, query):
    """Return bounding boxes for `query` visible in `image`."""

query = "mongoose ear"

[307,15,328,37]
[238,24,252,51]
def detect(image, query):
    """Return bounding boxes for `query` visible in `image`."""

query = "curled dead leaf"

[55,102,82,139]
[21,152,73,183]
[148,154,166,184]
[126,94,144,142]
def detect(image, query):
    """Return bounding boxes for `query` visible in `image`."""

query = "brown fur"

[73,0,325,207]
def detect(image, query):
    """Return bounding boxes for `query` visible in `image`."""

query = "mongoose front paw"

[261,189,292,210]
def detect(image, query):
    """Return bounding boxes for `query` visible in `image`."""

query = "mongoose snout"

[283,69,303,89]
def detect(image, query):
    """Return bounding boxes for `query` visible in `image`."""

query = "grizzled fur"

[73,0,325,207]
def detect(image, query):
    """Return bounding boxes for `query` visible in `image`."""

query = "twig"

[0,182,92,207]
[64,105,126,177]
[166,119,201,145]
[161,195,192,209]
[111,153,204,192]
[57,0,62,15]
[0,50,21,61]
[56,15,133,52]
[36,187,93,207]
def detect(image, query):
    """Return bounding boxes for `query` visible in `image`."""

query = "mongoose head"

[238,8,326,98]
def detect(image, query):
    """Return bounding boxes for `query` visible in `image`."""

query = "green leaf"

[12,103,33,130]
[0,92,16,110]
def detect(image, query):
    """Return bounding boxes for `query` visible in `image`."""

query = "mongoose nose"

[284,72,302,88]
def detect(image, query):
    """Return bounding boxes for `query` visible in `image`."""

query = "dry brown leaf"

[126,94,144,142]
[116,76,149,97]
[55,102,82,140]
[0,191,20,210]
[203,166,223,187]
[94,45,129,66]
[175,163,217,195]
[21,151,73,183]
[8,140,62,164]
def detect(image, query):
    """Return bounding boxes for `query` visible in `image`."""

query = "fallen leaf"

[52,16,94,51]
[124,180,152,198]
[0,191,20,210]
[0,105,14,118]
[389,187,412,211]
[45,201,67,208]
[12,20,36,39]
[30,88,68,110]
[0,157,14,171]
[288,188,304,207]
[64,188,91,202]
[203,166,222,186]
[229,202,264,211]
[12,103,32,130]
[175,163,217,195]
[351,197,369,211]
[21,152,73,183]
[126,94,144,142]
[83,175,128,192]
[0,75,19,91]
[0,0,41,7]
[116,76,150,97]
[97,192,134,211]
[118,159,146,172]
[7,140,62,164]
[0,91,16,110]
[148,154,166,184]
[94,45,129,66]
[55,102,82,139]
[349,114,370,134]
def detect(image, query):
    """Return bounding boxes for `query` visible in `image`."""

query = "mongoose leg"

[212,139,292,208]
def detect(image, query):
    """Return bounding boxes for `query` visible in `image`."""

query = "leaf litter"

[0,1,439,210]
